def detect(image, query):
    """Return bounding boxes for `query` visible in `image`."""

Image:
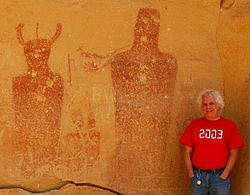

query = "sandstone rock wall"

[218,0,250,194]
[0,0,248,194]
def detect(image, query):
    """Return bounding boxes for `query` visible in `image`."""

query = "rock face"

[218,1,250,194]
[0,0,248,194]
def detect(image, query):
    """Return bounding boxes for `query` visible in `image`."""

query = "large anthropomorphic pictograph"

[110,8,178,192]
[12,24,64,177]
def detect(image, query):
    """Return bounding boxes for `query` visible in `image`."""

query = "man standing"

[180,89,244,195]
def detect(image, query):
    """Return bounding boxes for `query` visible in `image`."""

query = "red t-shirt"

[180,117,244,169]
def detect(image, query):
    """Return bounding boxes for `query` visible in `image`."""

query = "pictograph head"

[16,23,62,67]
[134,8,160,41]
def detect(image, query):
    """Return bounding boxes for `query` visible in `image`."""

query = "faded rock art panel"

[109,8,177,194]
[10,23,64,178]
[53,35,118,183]
[54,86,103,182]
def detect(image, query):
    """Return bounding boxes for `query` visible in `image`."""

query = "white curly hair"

[197,89,224,110]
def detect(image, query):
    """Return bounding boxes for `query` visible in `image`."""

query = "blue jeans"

[190,170,230,195]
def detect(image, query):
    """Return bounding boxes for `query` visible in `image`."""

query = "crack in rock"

[0,176,123,194]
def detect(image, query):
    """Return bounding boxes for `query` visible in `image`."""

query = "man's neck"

[205,116,221,121]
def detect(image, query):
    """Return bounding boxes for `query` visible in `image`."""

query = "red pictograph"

[54,81,102,176]
[110,8,178,192]
[63,111,100,164]
[12,23,64,177]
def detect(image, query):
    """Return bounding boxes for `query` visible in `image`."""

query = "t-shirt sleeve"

[179,122,194,148]
[229,122,244,150]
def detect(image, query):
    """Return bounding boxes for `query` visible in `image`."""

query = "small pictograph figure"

[110,8,177,192]
[55,89,101,180]
[62,110,100,165]
[12,23,64,177]
[84,111,101,163]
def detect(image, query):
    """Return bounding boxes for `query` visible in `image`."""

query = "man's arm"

[220,148,238,179]
[184,145,195,178]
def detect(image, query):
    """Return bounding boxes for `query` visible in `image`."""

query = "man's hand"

[219,175,228,179]
[219,148,239,179]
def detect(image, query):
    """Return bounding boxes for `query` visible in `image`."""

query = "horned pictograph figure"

[12,23,64,177]
[110,8,177,193]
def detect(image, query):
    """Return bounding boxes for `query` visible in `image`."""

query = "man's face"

[202,94,220,120]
